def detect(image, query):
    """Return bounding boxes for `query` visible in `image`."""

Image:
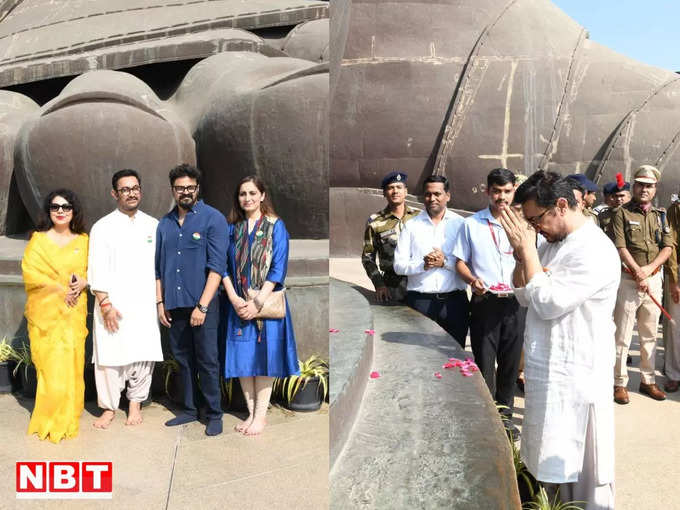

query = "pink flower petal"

[329,328,340,333]
[443,362,455,369]
[364,329,375,335]
[370,371,380,379]
[434,372,442,379]
[448,358,461,362]
[461,372,473,377]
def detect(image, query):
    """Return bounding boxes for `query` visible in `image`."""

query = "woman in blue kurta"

[222,176,299,435]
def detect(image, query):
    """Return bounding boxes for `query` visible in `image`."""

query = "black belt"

[410,290,466,300]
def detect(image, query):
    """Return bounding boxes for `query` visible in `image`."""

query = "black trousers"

[406,290,470,347]
[168,296,222,421]
[469,294,524,415]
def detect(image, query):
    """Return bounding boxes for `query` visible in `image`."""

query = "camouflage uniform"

[362,206,419,301]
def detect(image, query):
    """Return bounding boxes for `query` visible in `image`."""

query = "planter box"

[0,361,12,393]
[285,376,323,412]
[20,365,37,398]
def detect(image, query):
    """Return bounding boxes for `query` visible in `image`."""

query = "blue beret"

[602,181,630,195]
[381,171,407,189]
[567,173,599,193]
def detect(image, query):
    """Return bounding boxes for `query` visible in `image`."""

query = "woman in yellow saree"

[21,189,89,443]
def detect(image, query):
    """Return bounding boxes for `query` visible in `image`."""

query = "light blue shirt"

[452,207,515,289]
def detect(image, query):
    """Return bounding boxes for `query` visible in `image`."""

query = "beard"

[177,195,196,210]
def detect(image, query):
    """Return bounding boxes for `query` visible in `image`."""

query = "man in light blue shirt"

[452,168,524,439]
[394,175,469,346]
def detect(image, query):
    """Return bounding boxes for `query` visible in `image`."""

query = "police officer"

[567,173,599,225]
[362,171,419,303]
[612,164,673,404]
[662,194,680,391]
[599,175,631,239]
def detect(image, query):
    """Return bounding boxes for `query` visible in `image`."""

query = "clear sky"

[552,0,680,72]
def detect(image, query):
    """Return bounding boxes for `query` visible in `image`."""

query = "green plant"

[273,355,328,405]
[0,337,18,363]
[221,377,234,402]
[523,486,584,510]
[162,358,180,397]
[12,342,33,379]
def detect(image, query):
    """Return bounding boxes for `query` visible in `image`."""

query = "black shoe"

[626,355,633,366]
[165,414,197,427]
[516,378,525,393]
[205,419,223,436]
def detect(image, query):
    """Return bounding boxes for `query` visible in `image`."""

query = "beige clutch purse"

[247,288,286,319]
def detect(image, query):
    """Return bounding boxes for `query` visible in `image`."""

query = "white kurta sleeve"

[523,251,608,321]
[394,222,425,276]
[87,222,112,294]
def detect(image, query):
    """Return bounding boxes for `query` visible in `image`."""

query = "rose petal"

[329,328,340,333]
[434,372,442,379]
[461,372,473,377]
[443,362,455,369]
[364,329,375,335]
[370,371,380,379]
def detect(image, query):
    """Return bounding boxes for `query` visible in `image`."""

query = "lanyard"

[487,219,513,255]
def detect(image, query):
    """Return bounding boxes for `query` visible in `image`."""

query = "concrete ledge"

[330,298,520,509]
[329,279,374,469]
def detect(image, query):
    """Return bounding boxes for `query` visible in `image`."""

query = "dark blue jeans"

[168,296,222,421]
[406,290,470,348]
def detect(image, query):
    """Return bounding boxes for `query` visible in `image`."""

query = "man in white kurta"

[88,170,163,427]
[500,171,619,510]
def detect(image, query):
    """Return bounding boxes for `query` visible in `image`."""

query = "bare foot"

[244,416,266,436]
[93,410,115,429]
[234,414,253,432]
[125,401,143,426]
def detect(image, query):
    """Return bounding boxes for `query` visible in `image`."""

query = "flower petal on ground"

[434,372,442,379]
[370,371,380,379]
[364,329,375,335]
[329,328,340,333]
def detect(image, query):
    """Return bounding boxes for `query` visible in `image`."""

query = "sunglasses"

[49,203,74,212]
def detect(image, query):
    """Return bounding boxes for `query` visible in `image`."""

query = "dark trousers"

[168,296,222,421]
[469,294,524,415]
[406,290,470,347]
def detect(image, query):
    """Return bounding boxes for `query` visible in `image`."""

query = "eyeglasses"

[116,185,141,196]
[49,203,73,212]
[172,185,198,194]
[526,207,553,228]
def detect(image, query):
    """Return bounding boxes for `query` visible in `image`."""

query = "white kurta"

[514,221,620,484]
[88,209,163,366]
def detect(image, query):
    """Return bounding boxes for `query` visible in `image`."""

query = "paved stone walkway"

[331,257,680,510]
[0,396,328,509]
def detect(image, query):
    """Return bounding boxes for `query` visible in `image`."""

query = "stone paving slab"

[0,395,328,509]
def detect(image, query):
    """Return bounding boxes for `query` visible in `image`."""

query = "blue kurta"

[224,219,300,378]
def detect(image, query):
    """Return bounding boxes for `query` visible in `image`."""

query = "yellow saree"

[21,231,88,443]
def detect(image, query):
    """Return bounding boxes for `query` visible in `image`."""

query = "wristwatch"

[196,303,208,313]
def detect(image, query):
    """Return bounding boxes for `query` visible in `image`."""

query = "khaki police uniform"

[583,206,599,226]
[362,206,419,301]
[662,202,680,383]
[598,206,618,241]
[612,200,673,387]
